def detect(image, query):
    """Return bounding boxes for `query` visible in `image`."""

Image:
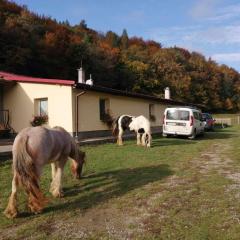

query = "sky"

[13,0,240,72]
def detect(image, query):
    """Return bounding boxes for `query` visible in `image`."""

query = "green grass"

[1,127,240,239]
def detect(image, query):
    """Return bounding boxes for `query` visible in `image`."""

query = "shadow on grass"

[152,138,196,147]
[43,164,173,214]
[199,131,235,140]
[211,127,236,133]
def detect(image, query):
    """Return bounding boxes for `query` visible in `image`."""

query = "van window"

[166,109,190,121]
[193,112,200,120]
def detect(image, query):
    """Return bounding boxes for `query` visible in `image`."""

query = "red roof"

[0,71,75,86]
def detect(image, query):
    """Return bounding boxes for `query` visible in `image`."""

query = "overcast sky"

[14,0,240,72]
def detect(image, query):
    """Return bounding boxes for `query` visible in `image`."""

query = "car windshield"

[202,113,212,120]
[166,109,190,120]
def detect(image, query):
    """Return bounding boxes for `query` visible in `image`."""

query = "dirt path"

[194,141,240,191]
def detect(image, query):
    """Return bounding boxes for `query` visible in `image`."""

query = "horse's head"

[71,149,85,179]
[70,141,86,179]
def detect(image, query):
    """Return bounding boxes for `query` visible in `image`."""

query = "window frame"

[149,104,156,122]
[35,98,48,116]
[166,109,190,121]
[193,112,200,120]
[99,98,110,121]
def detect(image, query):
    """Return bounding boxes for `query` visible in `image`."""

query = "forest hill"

[0,0,240,112]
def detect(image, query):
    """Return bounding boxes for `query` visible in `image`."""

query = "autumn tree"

[0,0,240,112]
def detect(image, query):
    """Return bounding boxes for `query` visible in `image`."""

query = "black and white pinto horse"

[112,115,152,147]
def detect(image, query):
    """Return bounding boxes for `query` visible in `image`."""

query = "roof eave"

[74,83,198,107]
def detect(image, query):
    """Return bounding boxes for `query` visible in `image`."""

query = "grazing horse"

[112,115,152,147]
[4,126,85,219]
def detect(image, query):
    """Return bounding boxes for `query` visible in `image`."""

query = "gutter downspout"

[75,91,86,142]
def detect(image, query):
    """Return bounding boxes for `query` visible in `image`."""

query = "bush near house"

[100,110,114,128]
[149,114,156,122]
[30,115,48,127]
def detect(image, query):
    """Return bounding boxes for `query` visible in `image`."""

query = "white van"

[162,107,205,139]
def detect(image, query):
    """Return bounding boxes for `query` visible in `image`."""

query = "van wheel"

[189,129,196,139]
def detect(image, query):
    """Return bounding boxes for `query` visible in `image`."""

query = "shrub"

[101,110,114,128]
[150,114,156,122]
[30,115,48,127]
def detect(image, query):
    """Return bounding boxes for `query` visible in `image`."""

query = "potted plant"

[150,114,156,122]
[101,110,114,128]
[30,115,48,127]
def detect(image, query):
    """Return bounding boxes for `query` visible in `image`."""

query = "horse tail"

[13,136,47,213]
[112,117,120,136]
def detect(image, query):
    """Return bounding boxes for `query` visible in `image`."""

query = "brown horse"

[4,126,85,219]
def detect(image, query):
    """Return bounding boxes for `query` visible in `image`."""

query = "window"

[35,98,48,116]
[149,104,156,121]
[149,104,154,116]
[99,98,109,120]
[202,113,212,120]
[166,110,190,120]
[193,112,200,120]
[180,111,190,121]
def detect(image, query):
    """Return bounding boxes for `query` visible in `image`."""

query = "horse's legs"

[27,165,47,214]
[49,162,57,193]
[146,133,152,148]
[51,167,64,198]
[4,173,19,218]
[142,132,151,147]
[51,162,57,180]
[118,128,124,146]
[137,133,141,145]
[141,133,147,146]
[50,161,65,198]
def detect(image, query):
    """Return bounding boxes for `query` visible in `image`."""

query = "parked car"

[202,113,215,131]
[162,107,205,139]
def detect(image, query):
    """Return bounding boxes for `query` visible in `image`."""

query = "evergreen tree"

[121,29,129,49]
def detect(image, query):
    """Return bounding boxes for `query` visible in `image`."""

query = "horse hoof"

[52,190,64,198]
[4,208,18,219]
[28,204,43,214]
[33,210,42,215]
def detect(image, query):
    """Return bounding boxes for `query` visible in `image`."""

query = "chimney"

[77,67,85,84]
[86,74,93,86]
[164,87,170,99]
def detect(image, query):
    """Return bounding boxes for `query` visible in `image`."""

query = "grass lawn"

[1,126,240,239]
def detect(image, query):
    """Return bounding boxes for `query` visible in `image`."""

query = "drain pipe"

[75,91,86,142]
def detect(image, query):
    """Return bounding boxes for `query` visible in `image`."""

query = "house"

[0,70,194,140]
